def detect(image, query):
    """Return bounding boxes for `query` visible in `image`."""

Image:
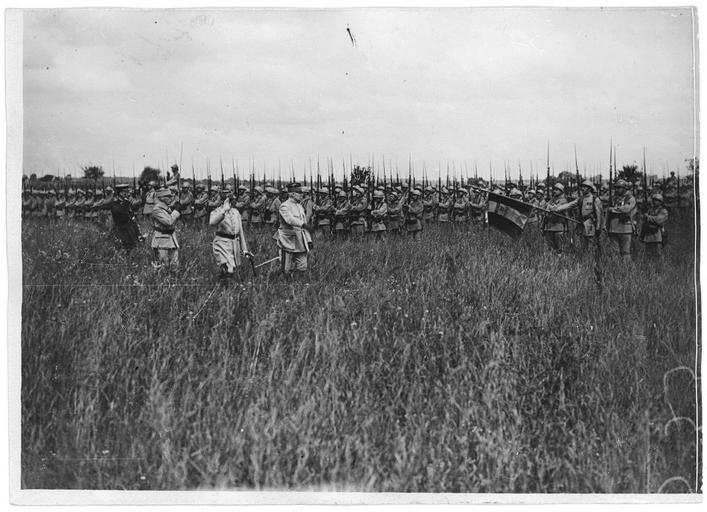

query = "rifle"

[643,147,648,212]
[220,157,225,196]
[546,141,551,202]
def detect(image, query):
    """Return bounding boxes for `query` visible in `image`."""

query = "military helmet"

[509,188,522,198]
[115,183,130,192]
[581,180,597,193]
[373,190,384,199]
[337,190,347,198]
[238,185,248,191]
[651,193,664,203]
[265,186,279,195]
[411,189,421,196]
[156,188,172,199]
[254,185,264,193]
[553,183,565,192]
[196,184,205,190]
[614,179,628,189]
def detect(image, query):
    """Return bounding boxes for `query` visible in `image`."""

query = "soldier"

[452,188,470,225]
[349,186,368,236]
[387,190,404,234]
[551,180,602,253]
[206,186,221,218]
[101,187,114,225]
[301,186,314,225]
[525,190,540,228]
[544,183,569,254]
[276,182,314,276]
[333,190,351,238]
[143,181,157,218]
[422,186,437,225]
[249,186,267,229]
[65,189,76,219]
[234,185,250,225]
[639,192,669,261]
[404,188,424,240]
[111,184,143,251]
[22,190,31,220]
[55,190,66,220]
[599,184,610,212]
[178,182,194,225]
[193,184,208,225]
[45,190,57,220]
[264,186,281,230]
[151,187,181,269]
[130,189,143,216]
[370,189,388,239]
[210,186,252,279]
[436,187,452,224]
[635,185,646,213]
[606,179,637,263]
[74,189,86,219]
[312,188,334,237]
[470,188,486,224]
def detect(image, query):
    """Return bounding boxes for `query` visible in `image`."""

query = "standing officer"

[276,182,314,276]
[606,179,637,263]
[112,184,143,251]
[544,183,569,253]
[210,186,252,279]
[639,192,669,261]
[151,187,181,269]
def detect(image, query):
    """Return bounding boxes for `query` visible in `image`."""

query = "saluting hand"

[223,198,231,210]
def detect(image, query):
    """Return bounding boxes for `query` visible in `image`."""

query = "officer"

[111,184,143,251]
[551,180,602,253]
[209,186,252,279]
[370,189,388,239]
[639,192,669,261]
[606,179,637,263]
[151,187,181,269]
[404,188,424,240]
[276,182,314,276]
[544,183,569,253]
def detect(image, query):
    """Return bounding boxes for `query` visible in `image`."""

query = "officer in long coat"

[151,188,181,269]
[209,186,252,278]
[111,184,143,251]
[276,183,314,275]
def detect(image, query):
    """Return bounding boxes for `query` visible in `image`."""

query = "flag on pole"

[486,191,534,239]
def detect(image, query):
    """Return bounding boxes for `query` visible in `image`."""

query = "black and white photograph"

[7,3,701,505]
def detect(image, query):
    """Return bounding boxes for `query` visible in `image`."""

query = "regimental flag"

[486,192,534,239]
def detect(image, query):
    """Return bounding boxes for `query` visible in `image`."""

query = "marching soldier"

[404,188,424,240]
[111,184,143,251]
[209,186,252,279]
[178,182,194,225]
[544,183,569,253]
[333,190,351,238]
[349,186,368,236]
[606,179,637,263]
[422,187,437,225]
[639,192,669,261]
[370,189,388,239]
[193,184,209,225]
[151,187,181,269]
[312,188,334,236]
[276,182,314,276]
[387,190,404,234]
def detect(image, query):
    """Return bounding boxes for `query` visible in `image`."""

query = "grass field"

[20,212,700,492]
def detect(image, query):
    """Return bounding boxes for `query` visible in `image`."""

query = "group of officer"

[23,166,691,275]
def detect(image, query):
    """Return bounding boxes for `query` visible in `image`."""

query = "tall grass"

[21,214,699,492]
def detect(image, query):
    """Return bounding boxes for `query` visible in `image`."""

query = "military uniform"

[178,185,194,224]
[470,190,486,223]
[422,188,437,224]
[607,180,636,262]
[143,186,156,217]
[151,189,181,268]
[452,190,470,224]
[210,195,250,277]
[265,188,281,228]
[349,188,368,236]
[544,183,569,253]
[640,193,669,261]
[206,189,221,218]
[405,189,424,240]
[193,186,209,223]
[312,190,334,235]
[74,191,86,219]
[111,184,143,251]
[387,192,404,233]
[276,183,311,273]
[234,187,250,224]
[370,191,388,237]
[333,192,351,236]
[553,181,602,252]
[249,188,267,228]
[436,189,452,223]
[66,192,76,218]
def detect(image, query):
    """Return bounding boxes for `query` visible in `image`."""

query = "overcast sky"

[22,7,697,181]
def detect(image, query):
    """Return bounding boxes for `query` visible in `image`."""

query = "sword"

[246,253,258,276]
[253,255,280,269]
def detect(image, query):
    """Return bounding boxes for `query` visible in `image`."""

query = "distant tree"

[82,165,104,182]
[685,157,699,174]
[350,165,371,187]
[38,174,55,182]
[140,166,161,185]
[617,165,639,183]
[65,174,72,181]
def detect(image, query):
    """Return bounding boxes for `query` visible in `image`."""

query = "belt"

[215,231,236,240]
[154,226,175,234]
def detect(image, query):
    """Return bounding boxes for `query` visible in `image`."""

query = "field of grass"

[20,212,700,492]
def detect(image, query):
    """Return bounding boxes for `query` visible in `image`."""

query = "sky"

[21,7,698,181]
